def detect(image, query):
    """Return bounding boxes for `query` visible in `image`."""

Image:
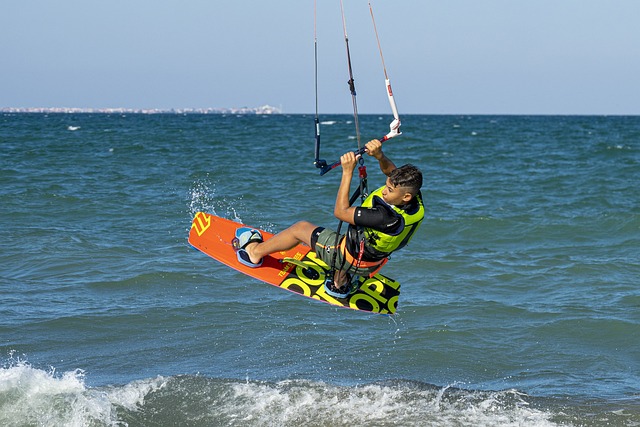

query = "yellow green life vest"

[359,185,425,256]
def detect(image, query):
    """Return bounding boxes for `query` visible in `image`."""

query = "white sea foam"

[223,379,562,427]
[0,362,166,427]
[0,363,591,427]
[0,362,112,426]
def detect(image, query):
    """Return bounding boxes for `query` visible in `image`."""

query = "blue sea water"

[0,112,639,426]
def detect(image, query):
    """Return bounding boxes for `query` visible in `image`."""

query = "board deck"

[188,212,400,314]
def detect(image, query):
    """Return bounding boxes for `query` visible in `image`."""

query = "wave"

[0,362,162,427]
[3,362,637,426]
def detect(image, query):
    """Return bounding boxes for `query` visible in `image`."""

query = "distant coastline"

[0,104,282,115]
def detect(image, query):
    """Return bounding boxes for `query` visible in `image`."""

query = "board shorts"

[310,227,385,277]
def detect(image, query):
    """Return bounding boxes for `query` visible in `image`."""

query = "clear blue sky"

[2,1,639,115]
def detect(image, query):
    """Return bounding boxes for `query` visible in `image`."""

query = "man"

[235,139,424,298]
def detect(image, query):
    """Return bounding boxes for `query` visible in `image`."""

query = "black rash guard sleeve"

[353,205,402,234]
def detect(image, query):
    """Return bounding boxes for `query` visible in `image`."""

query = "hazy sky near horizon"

[2,1,639,115]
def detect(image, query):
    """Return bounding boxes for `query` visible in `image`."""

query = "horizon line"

[1,107,638,117]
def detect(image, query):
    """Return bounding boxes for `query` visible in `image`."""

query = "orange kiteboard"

[189,212,400,314]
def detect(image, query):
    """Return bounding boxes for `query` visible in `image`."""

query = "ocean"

[1,113,638,426]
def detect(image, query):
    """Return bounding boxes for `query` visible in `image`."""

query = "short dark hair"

[389,164,423,195]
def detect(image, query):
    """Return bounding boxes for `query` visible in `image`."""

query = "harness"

[338,237,389,277]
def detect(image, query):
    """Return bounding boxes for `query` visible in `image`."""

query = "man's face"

[381,178,411,206]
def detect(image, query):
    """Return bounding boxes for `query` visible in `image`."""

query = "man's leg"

[243,221,318,265]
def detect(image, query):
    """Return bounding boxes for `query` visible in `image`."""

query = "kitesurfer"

[235,139,424,298]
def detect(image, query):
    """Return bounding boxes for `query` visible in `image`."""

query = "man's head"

[382,164,423,206]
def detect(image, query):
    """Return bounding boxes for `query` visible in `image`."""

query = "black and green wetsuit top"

[346,185,425,262]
